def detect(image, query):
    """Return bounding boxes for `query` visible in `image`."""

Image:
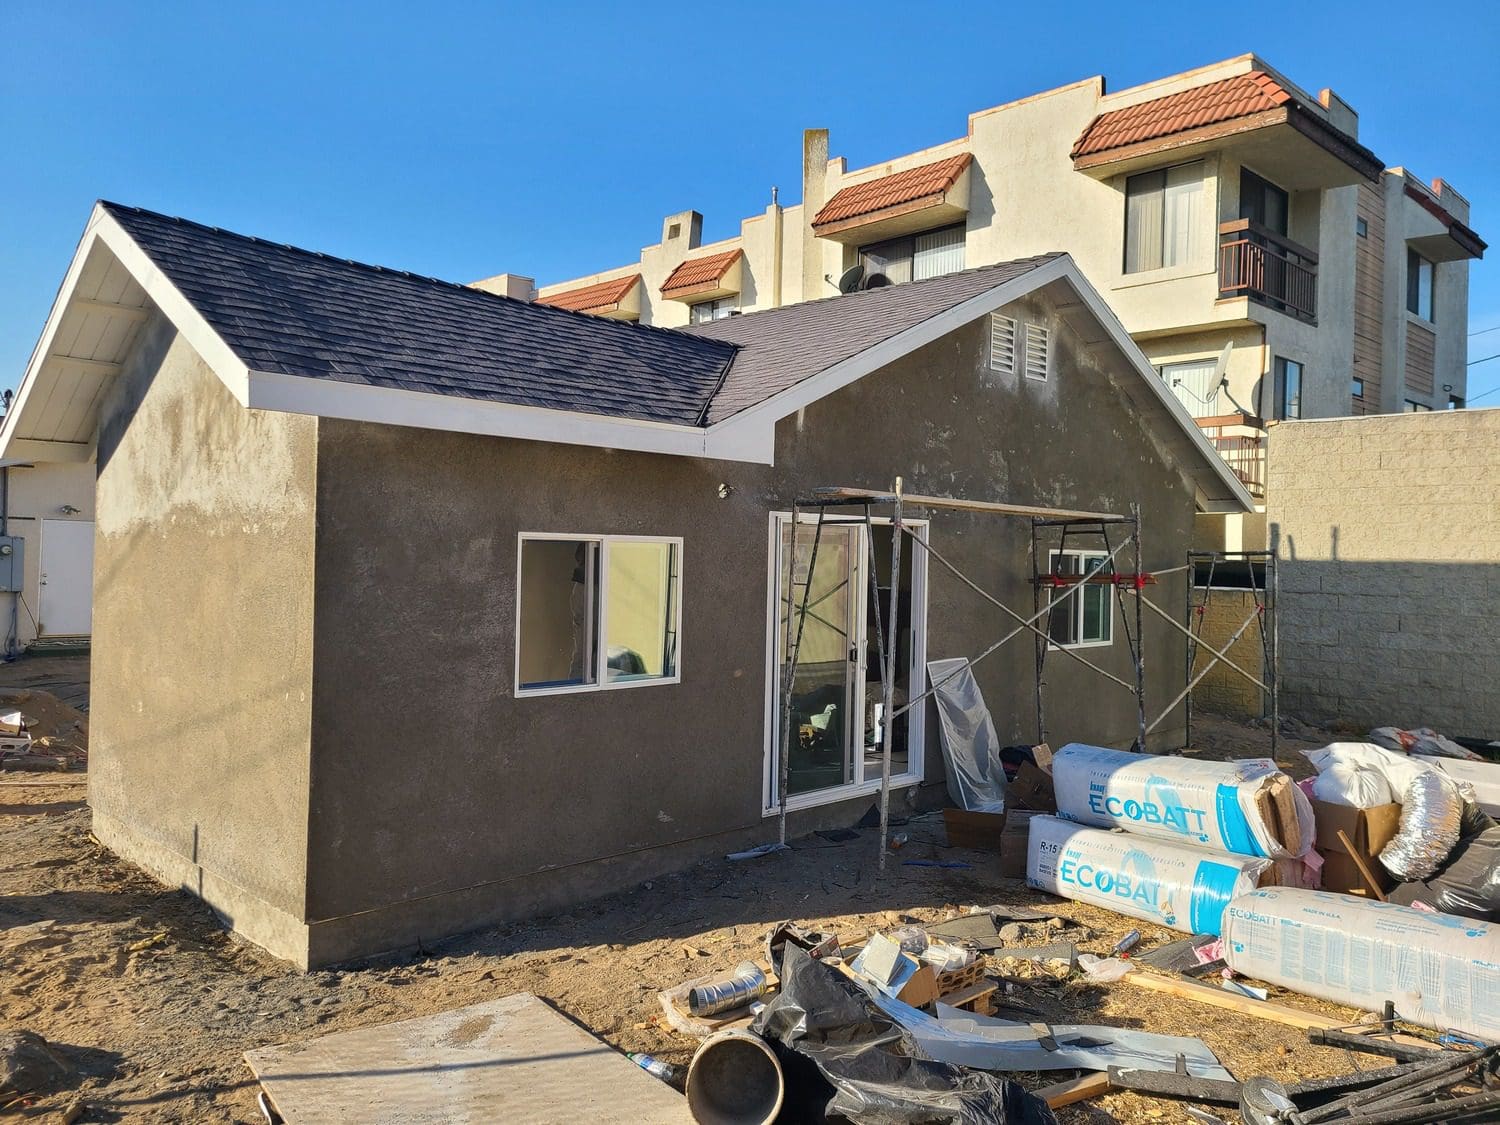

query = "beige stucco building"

[486,54,1483,526]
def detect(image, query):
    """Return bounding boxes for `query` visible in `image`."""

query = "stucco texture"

[90,314,319,964]
[1268,410,1500,734]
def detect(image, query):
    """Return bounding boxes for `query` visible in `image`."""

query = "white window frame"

[514,532,684,698]
[761,512,928,816]
[1047,548,1114,650]
[690,298,736,324]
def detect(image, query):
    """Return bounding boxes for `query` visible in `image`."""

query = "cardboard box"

[943,808,1007,852]
[897,962,940,1009]
[1007,761,1057,813]
[1312,799,1401,896]
[1000,809,1045,879]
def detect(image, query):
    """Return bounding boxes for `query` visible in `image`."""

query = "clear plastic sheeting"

[751,946,1057,1124]
[1027,815,1271,935]
[1222,888,1500,1040]
[1380,770,1466,881]
[1369,725,1482,761]
[1051,744,1313,859]
[926,659,1006,814]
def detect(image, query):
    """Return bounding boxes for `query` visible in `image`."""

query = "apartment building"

[479,55,1483,513]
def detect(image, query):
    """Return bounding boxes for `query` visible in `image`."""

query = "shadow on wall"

[1273,544,1500,739]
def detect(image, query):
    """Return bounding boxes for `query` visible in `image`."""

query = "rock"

[0,1029,73,1094]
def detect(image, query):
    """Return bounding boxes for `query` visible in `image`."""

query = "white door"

[39,519,93,636]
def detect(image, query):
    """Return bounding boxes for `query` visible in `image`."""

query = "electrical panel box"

[0,536,23,593]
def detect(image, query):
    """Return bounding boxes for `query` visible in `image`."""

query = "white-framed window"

[1124,160,1205,273]
[1024,323,1051,381]
[515,534,682,696]
[858,223,966,285]
[989,314,1018,375]
[1047,550,1113,648]
[690,298,735,324]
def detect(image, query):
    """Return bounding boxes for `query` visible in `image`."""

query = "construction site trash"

[689,962,769,1018]
[1416,754,1500,818]
[627,1051,681,1083]
[1051,744,1313,859]
[1370,725,1481,760]
[764,921,838,975]
[1028,814,1271,935]
[1111,929,1141,956]
[1389,826,1500,921]
[1077,953,1134,982]
[1222,888,1500,1040]
[1380,770,1465,881]
[927,658,1007,814]
[1310,759,1395,808]
[1237,1076,1295,1125]
[686,1029,784,1125]
[726,843,789,861]
[752,946,1057,1123]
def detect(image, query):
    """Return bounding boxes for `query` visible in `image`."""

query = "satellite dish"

[836,265,865,294]
[862,272,893,289]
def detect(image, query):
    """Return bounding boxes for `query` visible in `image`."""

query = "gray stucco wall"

[90,314,319,965]
[300,288,1196,964]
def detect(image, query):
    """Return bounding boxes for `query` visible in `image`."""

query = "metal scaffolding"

[775,480,1147,873]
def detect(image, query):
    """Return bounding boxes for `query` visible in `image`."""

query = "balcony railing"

[1196,412,1266,499]
[1218,220,1318,323]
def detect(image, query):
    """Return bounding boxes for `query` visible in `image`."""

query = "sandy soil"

[0,660,1396,1124]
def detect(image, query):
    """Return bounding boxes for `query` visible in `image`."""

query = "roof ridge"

[96,200,735,351]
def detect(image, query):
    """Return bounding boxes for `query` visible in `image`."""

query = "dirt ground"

[1,658,1400,1123]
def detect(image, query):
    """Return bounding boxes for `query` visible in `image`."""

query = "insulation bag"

[1051,744,1314,859]
[1222,888,1500,1041]
[1027,815,1271,936]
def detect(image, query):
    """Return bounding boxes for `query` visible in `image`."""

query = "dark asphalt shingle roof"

[686,256,1061,424]
[104,203,1057,431]
[103,203,737,427]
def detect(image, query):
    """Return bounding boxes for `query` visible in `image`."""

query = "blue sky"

[2,2,1497,400]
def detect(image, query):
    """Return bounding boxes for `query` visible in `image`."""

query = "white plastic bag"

[1027,814,1271,935]
[1223,888,1500,1040]
[1051,744,1314,859]
[1309,761,1394,809]
[1303,742,1433,799]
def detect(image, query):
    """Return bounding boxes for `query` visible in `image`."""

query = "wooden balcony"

[1196,412,1266,500]
[1218,220,1318,323]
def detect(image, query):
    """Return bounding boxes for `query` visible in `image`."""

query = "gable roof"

[535,273,641,314]
[660,248,743,297]
[811,153,973,230]
[0,202,1252,510]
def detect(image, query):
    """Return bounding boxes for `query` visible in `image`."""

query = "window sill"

[1112,264,1215,291]
[1048,640,1114,652]
[516,675,681,699]
[762,773,922,818]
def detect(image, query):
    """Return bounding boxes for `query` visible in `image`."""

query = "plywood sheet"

[246,992,690,1124]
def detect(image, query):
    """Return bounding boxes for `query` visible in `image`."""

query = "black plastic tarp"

[751,946,1058,1124]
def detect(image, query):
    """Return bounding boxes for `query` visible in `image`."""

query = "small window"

[1352,376,1365,399]
[667,222,682,239]
[1404,400,1433,413]
[858,223,965,286]
[1023,323,1050,381]
[1407,249,1435,321]
[1047,551,1113,648]
[1124,161,1204,273]
[989,314,1018,375]
[517,535,681,695]
[1356,217,1369,238]
[1274,357,1303,420]
[1449,395,1465,410]
[690,298,735,324]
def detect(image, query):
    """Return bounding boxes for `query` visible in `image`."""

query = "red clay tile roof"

[536,274,640,313]
[1072,72,1294,158]
[812,153,972,228]
[660,249,743,295]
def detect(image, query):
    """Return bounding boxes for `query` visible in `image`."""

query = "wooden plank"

[246,993,690,1124]
[1123,972,1437,1051]
[1036,1070,1112,1109]
[807,486,1126,523]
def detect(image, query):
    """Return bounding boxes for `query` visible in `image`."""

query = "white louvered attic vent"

[1024,322,1050,381]
[989,314,1018,376]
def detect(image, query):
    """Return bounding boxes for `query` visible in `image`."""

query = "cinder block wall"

[1190,589,1268,721]
[1267,410,1500,736]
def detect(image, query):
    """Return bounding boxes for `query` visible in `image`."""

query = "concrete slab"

[245,992,690,1124]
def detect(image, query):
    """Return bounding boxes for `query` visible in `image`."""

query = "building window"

[1240,168,1289,236]
[689,298,735,324]
[1023,323,1050,381]
[1047,551,1113,648]
[1407,249,1435,321]
[1449,395,1465,410]
[516,535,681,695]
[1124,160,1204,273]
[989,314,1018,376]
[1352,376,1365,399]
[1404,400,1433,412]
[1274,357,1303,420]
[858,223,965,285]
[1356,217,1369,239]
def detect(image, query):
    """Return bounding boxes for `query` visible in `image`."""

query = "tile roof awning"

[1072,72,1383,188]
[536,274,642,319]
[660,249,743,303]
[811,153,972,245]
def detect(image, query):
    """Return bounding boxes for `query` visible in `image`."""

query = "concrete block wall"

[1267,410,1500,735]
[1190,588,1268,721]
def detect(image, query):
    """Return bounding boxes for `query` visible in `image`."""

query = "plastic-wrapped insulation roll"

[1051,744,1314,859]
[1027,814,1271,935]
[1380,771,1465,881]
[1223,888,1500,1041]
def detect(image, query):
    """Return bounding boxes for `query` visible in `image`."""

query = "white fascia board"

[245,369,774,464]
